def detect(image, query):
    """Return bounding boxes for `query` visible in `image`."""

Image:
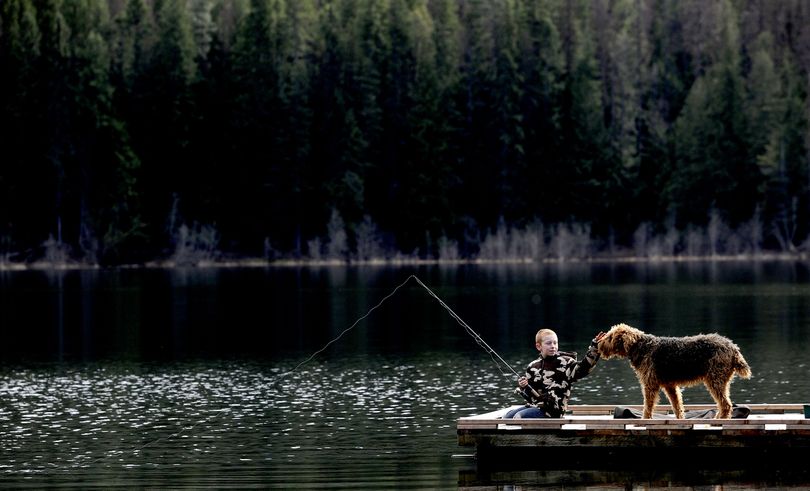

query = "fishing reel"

[515,386,534,404]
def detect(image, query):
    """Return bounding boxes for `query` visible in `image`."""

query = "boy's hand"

[517,376,529,388]
[593,331,606,343]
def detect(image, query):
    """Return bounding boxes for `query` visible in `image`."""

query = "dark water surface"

[1,262,810,488]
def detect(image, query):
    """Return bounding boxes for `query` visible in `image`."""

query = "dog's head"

[598,323,644,359]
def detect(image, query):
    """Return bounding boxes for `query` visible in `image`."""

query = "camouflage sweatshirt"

[518,341,601,418]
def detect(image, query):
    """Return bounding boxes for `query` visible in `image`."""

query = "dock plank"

[458,403,810,467]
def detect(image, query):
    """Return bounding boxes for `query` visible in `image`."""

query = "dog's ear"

[608,326,628,356]
[617,334,626,355]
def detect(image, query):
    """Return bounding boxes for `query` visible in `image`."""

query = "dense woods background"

[1,0,809,265]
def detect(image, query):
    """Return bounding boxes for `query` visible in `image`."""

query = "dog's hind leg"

[662,385,684,418]
[642,385,660,419]
[705,378,733,418]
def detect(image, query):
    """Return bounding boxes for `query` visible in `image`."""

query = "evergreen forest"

[1,0,809,265]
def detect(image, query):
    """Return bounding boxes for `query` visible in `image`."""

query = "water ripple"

[1,351,807,487]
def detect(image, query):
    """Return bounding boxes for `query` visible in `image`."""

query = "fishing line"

[273,274,520,383]
[272,274,419,382]
[71,274,517,470]
[409,275,520,380]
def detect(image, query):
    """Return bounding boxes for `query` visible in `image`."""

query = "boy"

[506,328,605,418]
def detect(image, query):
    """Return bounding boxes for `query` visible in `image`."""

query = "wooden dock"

[458,403,810,469]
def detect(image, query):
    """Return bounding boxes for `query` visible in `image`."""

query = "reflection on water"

[1,262,810,488]
[460,468,810,490]
[0,357,505,488]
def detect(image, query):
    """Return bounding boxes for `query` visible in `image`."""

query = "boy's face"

[536,333,559,357]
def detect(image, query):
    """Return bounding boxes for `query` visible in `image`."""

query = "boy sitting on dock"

[506,328,606,418]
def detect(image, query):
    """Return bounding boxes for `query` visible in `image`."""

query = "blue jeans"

[505,405,548,418]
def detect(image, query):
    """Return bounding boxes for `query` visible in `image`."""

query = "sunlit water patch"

[3,262,810,488]
[0,356,515,487]
[2,347,807,488]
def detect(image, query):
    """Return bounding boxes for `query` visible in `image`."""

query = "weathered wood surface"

[458,403,810,468]
[459,418,809,430]
[458,403,807,430]
[564,403,805,415]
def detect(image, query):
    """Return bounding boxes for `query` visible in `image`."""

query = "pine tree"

[0,0,43,253]
[139,0,197,252]
[35,0,72,254]
[518,0,563,225]
[670,0,759,228]
[60,1,143,263]
[755,52,809,250]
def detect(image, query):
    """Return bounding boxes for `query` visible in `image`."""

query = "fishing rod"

[408,275,541,401]
[409,275,520,378]
[81,274,534,469]
[274,275,538,398]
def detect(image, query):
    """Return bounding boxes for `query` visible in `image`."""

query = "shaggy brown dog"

[598,323,752,419]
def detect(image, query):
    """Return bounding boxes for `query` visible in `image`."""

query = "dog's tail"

[733,351,752,379]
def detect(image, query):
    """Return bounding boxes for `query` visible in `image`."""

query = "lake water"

[1,261,810,488]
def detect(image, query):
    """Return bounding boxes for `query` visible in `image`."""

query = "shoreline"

[1,251,808,271]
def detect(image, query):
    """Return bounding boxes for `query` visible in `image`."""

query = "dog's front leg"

[642,385,660,419]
